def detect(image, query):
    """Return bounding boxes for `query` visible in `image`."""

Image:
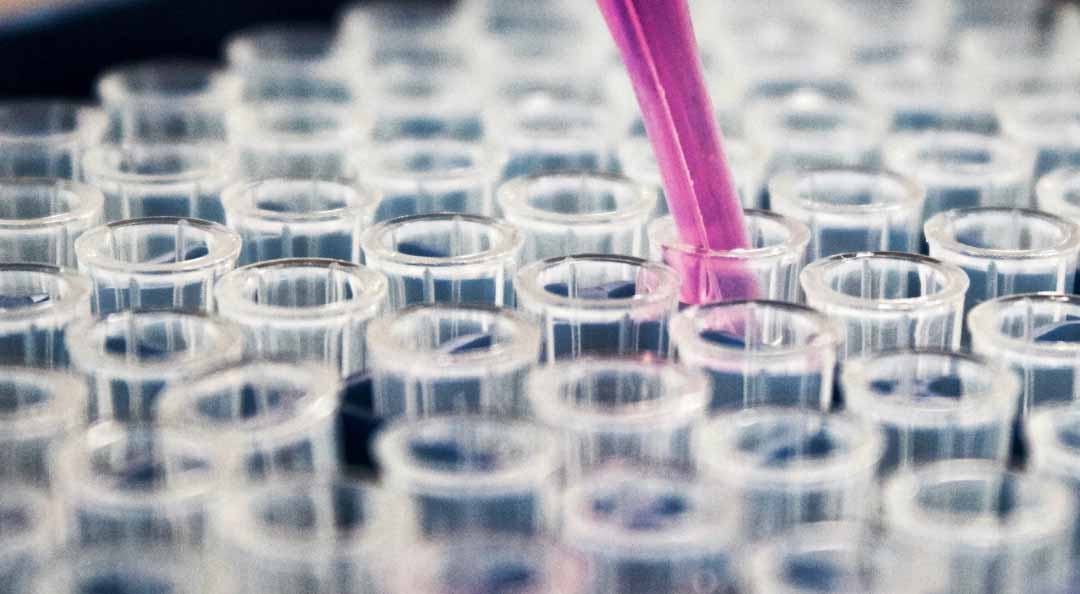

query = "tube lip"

[800,251,970,313]
[496,172,655,228]
[360,213,523,269]
[82,143,230,186]
[924,207,1080,260]
[515,254,681,313]
[226,103,372,148]
[967,292,1080,356]
[75,217,241,275]
[0,178,102,230]
[882,131,1037,186]
[0,263,89,327]
[841,349,1020,428]
[0,366,86,441]
[225,24,346,70]
[358,139,500,184]
[647,211,811,262]
[97,60,242,108]
[1029,405,1080,476]
[221,178,376,224]
[1036,167,1080,217]
[214,258,388,321]
[0,100,106,143]
[768,167,926,216]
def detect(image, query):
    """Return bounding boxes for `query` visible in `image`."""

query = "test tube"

[696,409,884,541]
[48,554,208,594]
[75,217,242,315]
[492,96,616,179]
[0,487,49,594]
[374,415,560,538]
[0,263,90,368]
[228,103,370,181]
[359,139,500,222]
[360,213,522,309]
[769,168,926,259]
[968,293,1080,415]
[66,310,244,423]
[882,461,1075,594]
[514,255,679,360]
[1038,168,1080,292]
[648,211,811,304]
[367,304,540,418]
[96,60,242,143]
[561,470,739,594]
[925,208,1080,314]
[53,422,220,551]
[218,478,394,594]
[82,143,232,223]
[998,94,1080,177]
[0,367,85,486]
[369,70,484,143]
[214,259,387,377]
[497,172,654,263]
[157,360,340,482]
[882,131,1037,223]
[222,178,376,265]
[0,100,106,179]
[841,350,1018,475]
[0,178,104,267]
[527,358,709,477]
[801,252,969,359]
[671,300,842,412]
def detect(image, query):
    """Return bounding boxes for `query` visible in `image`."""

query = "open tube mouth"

[769,168,926,215]
[0,263,89,327]
[800,252,969,312]
[226,25,344,69]
[75,217,241,275]
[648,211,810,261]
[883,131,1036,185]
[360,139,495,183]
[98,61,241,106]
[967,292,1080,356]
[0,367,85,440]
[924,207,1080,260]
[515,254,681,312]
[669,300,842,362]
[1036,167,1080,215]
[0,179,103,229]
[0,100,105,142]
[82,143,229,186]
[222,178,375,223]
[497,172,654,228]
[361,213,522,268]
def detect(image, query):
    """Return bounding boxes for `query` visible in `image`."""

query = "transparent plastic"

[222,179,375,264]
[968,293,1080,414]
[374,415,560,537]
[361,213,522,309]
[1028,405,1080,554]
[498,172,654,263]
[515,255,680,360]
[696,409,884,540]
[53,423,220,551]
[998,96,1080,177]
[82,143,232,223]
[801,252,969,359]
[0,367,85,486]
[214,259,387,376]
[769,168,926,259]
[360,139,500,221]
[1036,167,1080,227]
[369,70,484,143]
[0,263,90,368]
[671,300,842,412]
[0,179,103,267]
[0,100,106,179]
[882,132,1038,223]
[97,60,241,143]
[561,470,740,594]
[366,304,540,417]
[47,554,208,594]
[492,96,616,179]
[925,208,1079,313]
[648,211,810,304]
[0,487,50,594]
[75,217,242,315]
[528,359,709,477]
[66,310,243,423]
[842,350,1018,475]
[883,461,1075,594]
[158,361,340,482]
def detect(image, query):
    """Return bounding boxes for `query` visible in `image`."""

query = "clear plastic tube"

[882,132,1037,223]
[361,213,522,309]
[801,252,969,359]
[491,96,616,179]
[925,208,1080,314]
[158,360,340,482]
[497,172,654,263]
[48,553,208,594]
[0,263,90,368]
[222,178,375,265]
[696,409,884,541]
[527,358,709,477]
[96,60,242,143]
[66,310,243,423]
[842,350,1018,475]
[1037,169,1080,293]
[998,96,1080,177]
[0,367,85,486]
[369,69,484,143]
[769,168,926,260]
[367,304,540,418]
[374,415,560,538]
[0,100,106,179]
[214,258,387,377]
[968,293,1080,415]
[82,143,232,223]
[882,461,1075,594]
[0,487,51,594]
[359,140,500,222]
[75,217,242,315]
[671,300,842,412]
[53,422,220,551]
[515,255,680,361]
[1028,405,1080,555]
[0,179,104,267]
[648,211,810,304]
[218,478,394,594]
[560,469,740,594]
